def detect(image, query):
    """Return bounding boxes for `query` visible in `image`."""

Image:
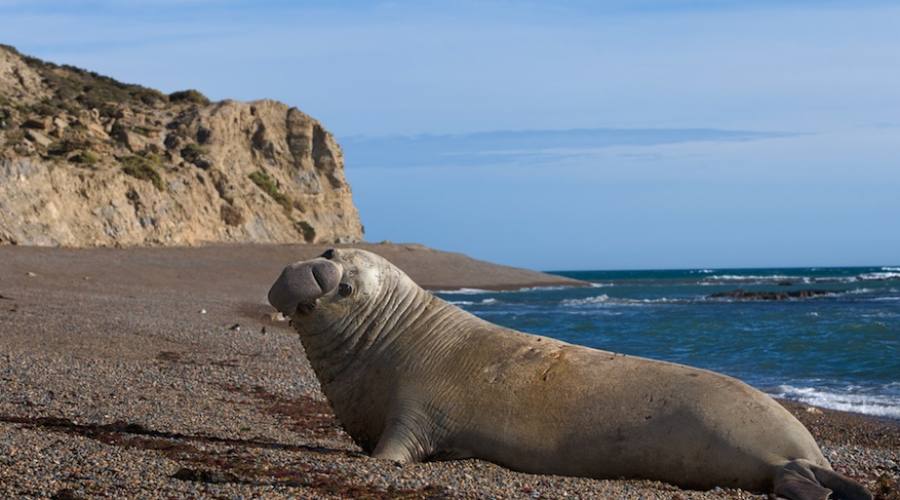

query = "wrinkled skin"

[269,249,871,500]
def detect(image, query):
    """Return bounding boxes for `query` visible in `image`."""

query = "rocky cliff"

[0,45,363,246]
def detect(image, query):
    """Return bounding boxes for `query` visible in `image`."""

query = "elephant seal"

[268,248,871,500]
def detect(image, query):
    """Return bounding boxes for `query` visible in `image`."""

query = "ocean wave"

[856,271,900,281]
[561,295,688,307]
[561,287,882,306]
[699,271,900,285]
[590,282,613,288]
[699,275,888,285]
[436,284,579,295]
[690,269,714,274]
[700,275,816,286]
[516,285,571,292]
[434,287,492,295]
[561,294,610,306]
[705,274,797,282]
[770,385,900,419]
[448,298,499,305]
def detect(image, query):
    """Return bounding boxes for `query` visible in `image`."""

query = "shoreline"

[0,242,589,292]
[0,244,897,498]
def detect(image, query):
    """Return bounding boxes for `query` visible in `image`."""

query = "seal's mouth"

[295,301,317,315]
[268,258,342,316]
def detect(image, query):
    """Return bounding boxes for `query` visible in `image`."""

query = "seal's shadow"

[0,414,347,456]
[0,413,449,497]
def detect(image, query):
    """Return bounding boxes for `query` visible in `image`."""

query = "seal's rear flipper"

[775,460,832,500]
[808,463,873,500]
[774,460,872,500]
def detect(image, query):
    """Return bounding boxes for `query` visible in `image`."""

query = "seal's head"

[267,248,393,331]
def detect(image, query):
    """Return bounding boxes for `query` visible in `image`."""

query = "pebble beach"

[1,244,897,499]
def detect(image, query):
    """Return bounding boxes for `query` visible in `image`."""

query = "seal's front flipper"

[775,460,873,500]
[371,418,426,464]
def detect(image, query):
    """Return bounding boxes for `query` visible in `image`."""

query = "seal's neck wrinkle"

[301,269,472,389]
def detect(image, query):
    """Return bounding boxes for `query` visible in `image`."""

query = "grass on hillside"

[249,170,291,211]
[122,154,164,191]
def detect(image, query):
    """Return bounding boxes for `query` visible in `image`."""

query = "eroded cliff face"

[0,45,363,246]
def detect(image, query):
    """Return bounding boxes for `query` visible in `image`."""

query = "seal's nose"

[268,258,342,315]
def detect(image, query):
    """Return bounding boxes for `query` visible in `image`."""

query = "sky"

[1,0,898,270]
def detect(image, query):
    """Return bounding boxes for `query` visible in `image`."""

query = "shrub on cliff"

[68,150,99,167]
[249,170,291,211]
[122,154,164,191]
[169,89,210,105]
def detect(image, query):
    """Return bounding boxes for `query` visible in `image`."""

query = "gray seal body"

[269,249,871,500]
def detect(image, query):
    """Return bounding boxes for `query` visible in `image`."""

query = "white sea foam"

[882,266,900,272]
[431,283,592,295]
[434,287,492,294]
[561,295,689,306]
[705,274,796,282]
[515,285,571,292]
[702,274,806,286]
[561,294,610,306]
[857,271,900,281]
[691,269,714,274]
[637,297,684,304]
[448,298,499,305]
[590,282,613,288]
[437,284,580,294]
[564,288,878,306]
[770,385,900,419]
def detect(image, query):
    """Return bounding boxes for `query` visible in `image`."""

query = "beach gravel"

[0,245,896,498]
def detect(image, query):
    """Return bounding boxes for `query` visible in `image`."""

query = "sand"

[0,244,897,499]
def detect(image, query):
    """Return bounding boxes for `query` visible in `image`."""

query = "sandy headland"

[0,244,897,499]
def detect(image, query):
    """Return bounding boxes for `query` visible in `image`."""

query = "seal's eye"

[322,248,336,260]
[338,283,353,297]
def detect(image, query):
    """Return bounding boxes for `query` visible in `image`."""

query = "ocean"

[435,266,900,419]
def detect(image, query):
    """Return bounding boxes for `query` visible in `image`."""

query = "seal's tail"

[774,459,872,500]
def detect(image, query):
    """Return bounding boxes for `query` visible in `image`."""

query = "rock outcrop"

[0,45,363,246]
[709,289,833,301]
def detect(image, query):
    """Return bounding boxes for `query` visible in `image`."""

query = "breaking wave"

[706,274,796,281]
[434,287,492,295]
[857,271,900,281]
[447,298,499,306]
[436,285,578,295]
[560,288,884,307]
[770,385,900,419]
[561,295,689,306]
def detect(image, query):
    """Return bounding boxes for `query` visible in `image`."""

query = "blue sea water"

[435,266,900,419]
